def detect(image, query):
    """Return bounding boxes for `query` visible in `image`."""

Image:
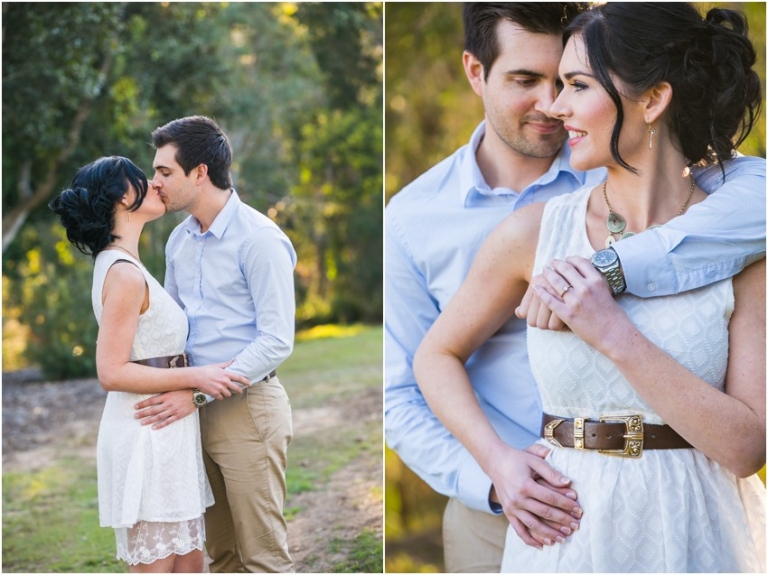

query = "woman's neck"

[109,218,143,259]
[586,146,706,250]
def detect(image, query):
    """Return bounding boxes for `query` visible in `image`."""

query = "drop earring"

[647,123,656,150]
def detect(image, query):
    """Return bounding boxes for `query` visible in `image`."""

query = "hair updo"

[48,156,148,257]
[565,3,762,173]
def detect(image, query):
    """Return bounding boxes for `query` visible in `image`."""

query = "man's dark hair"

[151,115,233,189]
[463,3,588,80]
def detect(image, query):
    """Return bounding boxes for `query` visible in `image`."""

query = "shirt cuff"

[457,455,499,514]
[611,232,678,297]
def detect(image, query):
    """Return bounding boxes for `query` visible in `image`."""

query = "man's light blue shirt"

[385,121,766,513]
[165,190,297,385]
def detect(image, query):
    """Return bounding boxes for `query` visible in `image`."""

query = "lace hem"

[115,516,205,566]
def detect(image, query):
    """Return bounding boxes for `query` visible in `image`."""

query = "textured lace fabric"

[500,187,766,572]
[115,517,205,565]
[91,250,214,562]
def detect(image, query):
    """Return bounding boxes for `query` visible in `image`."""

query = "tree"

[2,3,124,252]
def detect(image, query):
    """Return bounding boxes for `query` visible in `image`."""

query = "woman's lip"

[565,126,587,146]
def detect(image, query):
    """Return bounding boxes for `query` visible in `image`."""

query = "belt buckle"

[597,414,644,458]
[543,418,564,448]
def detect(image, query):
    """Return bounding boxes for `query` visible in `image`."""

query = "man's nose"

[535,83,560,115]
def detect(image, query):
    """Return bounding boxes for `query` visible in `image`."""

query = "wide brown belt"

[132,353,188,368]
[132,355,277,382]
[541,413,691,458]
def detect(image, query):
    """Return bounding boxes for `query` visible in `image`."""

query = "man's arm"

[386,208,545,514]
[614,156,766,296]
[227,227,297,381]
[517,156,766,326]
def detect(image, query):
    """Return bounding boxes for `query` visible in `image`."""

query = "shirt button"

[647,282,656,292]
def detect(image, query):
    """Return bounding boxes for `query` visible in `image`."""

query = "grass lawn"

[2,324,383,573]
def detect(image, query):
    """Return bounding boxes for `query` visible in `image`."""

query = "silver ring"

[559,284,572,297]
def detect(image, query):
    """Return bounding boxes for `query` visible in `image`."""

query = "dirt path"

[2,369,383,572]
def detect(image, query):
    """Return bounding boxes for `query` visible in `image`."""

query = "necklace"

[603,174,695,248]
[108,244,141,261]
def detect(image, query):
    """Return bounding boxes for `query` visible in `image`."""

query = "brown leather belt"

[132,354,277,382]
[541,413,691,458]
[132,353,188,368]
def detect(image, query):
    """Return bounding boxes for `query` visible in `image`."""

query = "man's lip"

[528,122,564,134]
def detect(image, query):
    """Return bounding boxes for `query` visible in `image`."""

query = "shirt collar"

[185,189,241,239]
[458,121,585,206]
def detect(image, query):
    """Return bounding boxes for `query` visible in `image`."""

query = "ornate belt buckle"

[544,419,564,448]
[598,414,644,458]
[573,418,585,450]
[168,355,180,368]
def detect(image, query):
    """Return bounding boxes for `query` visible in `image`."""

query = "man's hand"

[516,271,569,331]
[134,390,197,430]
[488,443,582,549]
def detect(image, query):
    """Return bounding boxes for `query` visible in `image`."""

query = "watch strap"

[603,265,626,294]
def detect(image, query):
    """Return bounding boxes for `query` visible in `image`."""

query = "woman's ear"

[644,81,673,125]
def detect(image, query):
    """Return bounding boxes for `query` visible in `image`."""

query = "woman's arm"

[96,262,250,398]
[414,203,583,548]
[536,257,766,477]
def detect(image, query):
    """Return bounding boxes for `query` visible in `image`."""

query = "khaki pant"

[443,497,508,573]
[200,377,294,573]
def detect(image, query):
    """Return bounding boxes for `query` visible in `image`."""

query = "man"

[385,3,765,572]
[135,115,296,572]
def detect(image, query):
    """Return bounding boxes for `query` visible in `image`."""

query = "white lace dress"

[92,250,214,565]
[501,187,765,572]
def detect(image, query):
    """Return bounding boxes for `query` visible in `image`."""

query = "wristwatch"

[192,388,207,408]
[591,247,626,295]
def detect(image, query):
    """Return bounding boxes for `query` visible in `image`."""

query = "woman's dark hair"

[464,3,588,80]
[151,115,233,190]
[48,156,148,258]
[565,3,762,173]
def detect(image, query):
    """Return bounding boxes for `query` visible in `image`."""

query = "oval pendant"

[605,235,616,248]
[607,212,626,234]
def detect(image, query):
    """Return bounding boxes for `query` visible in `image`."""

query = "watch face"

[194,393,206,406]
[593,248,618,267]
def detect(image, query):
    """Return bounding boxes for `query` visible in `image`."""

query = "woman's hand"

[532,256,632,352]
[488,443,582,549]
[190,362,250,400]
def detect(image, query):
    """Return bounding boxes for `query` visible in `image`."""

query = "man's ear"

[194,164,209,185]
[643,81,673,125]
[463,50,486,98]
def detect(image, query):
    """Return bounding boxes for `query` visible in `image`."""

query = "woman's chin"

[567,149,606,173]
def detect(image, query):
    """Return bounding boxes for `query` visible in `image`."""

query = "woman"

[414,4,765,572]
[49,157,250,572]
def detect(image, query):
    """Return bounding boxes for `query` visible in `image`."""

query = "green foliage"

[12,224,98,380]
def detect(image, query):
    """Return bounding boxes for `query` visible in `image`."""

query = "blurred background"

[3,3,383,572]
[385,2,766,572]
